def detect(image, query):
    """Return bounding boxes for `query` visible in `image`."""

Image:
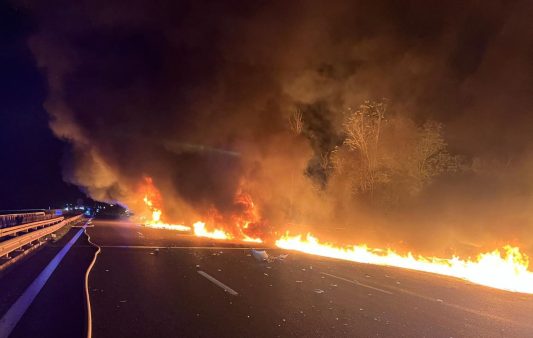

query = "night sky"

[0,3,84,209]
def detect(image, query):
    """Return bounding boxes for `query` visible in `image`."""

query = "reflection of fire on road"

[139,177,533,294]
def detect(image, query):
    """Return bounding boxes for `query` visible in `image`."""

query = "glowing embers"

[275,233,533,294]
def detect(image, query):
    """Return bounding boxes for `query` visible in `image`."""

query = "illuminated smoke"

[24,0,533,255]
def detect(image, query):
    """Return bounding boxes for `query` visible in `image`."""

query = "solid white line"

[197,271,239,296]
[0,221,87,338]
[320,272,393,295]
[99,245,266,250]
[84,220,100,338]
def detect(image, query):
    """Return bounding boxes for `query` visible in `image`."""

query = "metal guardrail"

[0,215,83,258]
[0,217,65,239]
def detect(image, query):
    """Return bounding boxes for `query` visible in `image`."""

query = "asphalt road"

[0,219,96,338]
[85,220,533,338]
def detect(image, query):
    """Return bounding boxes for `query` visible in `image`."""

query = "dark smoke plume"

[20,0,533,255]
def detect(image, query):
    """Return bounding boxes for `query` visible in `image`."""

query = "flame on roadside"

[140,179,262,242]
[192,221,231,240]
[141,189,191,232]
[137,176,533,294]
[275,232,533,294]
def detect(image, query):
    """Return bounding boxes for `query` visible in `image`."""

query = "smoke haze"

[20,0,533,255]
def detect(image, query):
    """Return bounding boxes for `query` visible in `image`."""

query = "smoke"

[21,0,533,254]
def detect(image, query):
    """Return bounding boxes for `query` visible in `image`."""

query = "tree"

[406,121,458,193]
[338,100,458,205]
[343,100,388,199]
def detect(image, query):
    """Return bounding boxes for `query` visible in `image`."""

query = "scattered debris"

[251,250,288,263]
[251,249,268,261]
[314,289,325,294]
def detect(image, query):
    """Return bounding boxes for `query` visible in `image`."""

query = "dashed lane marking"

[197,270,239,296]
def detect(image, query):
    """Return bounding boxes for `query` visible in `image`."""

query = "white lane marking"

[197,271,239,296]
[99,245,265,250]
[0,222,88,338]
[320,272,393,295]
[84,221,100,338]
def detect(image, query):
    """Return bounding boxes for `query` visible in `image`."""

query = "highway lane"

[0,218,96,338]
[87,220,533,338]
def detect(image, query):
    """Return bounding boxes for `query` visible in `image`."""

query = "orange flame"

[142,194,191,232]
[275,232,533,294]
[137,176,533,294]
[192,221,231,240]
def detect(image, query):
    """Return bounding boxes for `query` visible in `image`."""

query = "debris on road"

[251,249,288,263]
[251,249,268,261]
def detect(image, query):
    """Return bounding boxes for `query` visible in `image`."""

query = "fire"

[275,233,533,294]
[136,176,533,294]
[142,194,191,232]
[242,235,263,243]
[139,178,263,242]
[193,221,231,240]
